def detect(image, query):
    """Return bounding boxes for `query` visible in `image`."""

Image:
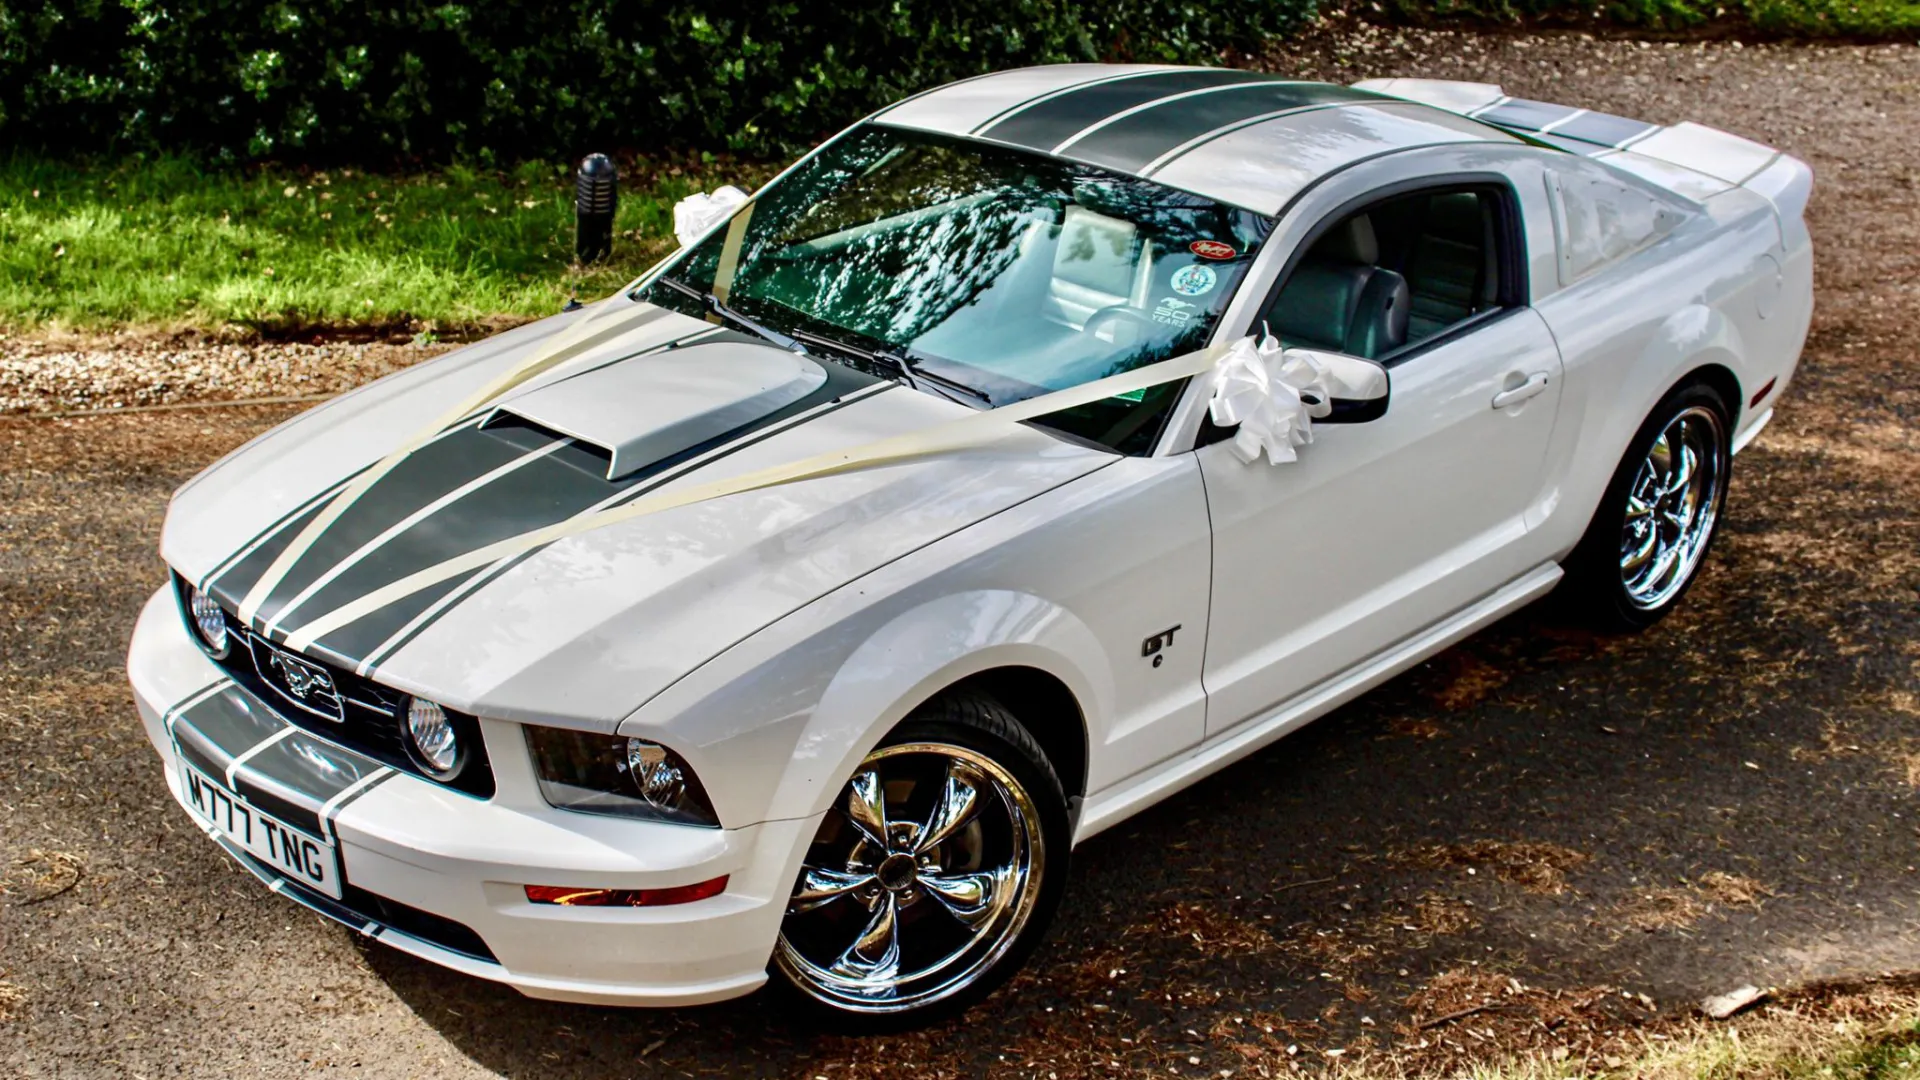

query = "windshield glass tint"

[641,126,1272,451]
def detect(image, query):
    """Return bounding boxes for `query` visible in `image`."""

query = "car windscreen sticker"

[1170,264,1217,297]
[1152,297,1200,327]
[1189,240,1236,260]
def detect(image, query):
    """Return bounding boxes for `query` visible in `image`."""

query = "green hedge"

[1385,0,1920,35]
[0,1,1317,163]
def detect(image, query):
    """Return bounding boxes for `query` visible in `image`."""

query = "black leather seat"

[1267,215,1409,360]
[1403,193,1496,342]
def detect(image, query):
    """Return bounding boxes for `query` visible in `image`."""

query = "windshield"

[639,125,1273,453]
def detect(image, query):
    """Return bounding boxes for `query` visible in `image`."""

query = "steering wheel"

[1083,304,1159,349]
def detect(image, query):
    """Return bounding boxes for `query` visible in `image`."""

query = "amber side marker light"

[525,876,728,907]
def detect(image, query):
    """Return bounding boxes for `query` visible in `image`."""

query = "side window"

[1545,170,1683,285]
[1262,186,1510,361]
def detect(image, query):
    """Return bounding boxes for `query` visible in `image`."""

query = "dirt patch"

[1616,872,1772,933]
[1394,841,1593,895]
[0,335,455,414]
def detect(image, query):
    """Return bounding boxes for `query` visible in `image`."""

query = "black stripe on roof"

[978,68,1274,152]
[1062,84,1382,175]
[1474,98,1578,132]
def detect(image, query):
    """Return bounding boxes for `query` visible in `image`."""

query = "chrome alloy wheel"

[775,742,1045,1013]
[1620,405,1727,610]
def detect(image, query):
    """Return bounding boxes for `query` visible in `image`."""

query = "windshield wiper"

[786,329,990,407]
[656,276,807,356]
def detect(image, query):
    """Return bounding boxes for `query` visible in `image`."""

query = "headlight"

[180,580,230,658]
[524,727,719,828]
[402,697,462,778]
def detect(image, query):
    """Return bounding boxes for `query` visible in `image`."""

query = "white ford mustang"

[129,66,1812,1025]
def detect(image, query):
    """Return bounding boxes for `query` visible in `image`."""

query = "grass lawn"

[0,154,771,337]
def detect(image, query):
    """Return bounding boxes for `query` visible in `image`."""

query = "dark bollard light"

[575,153,618,264]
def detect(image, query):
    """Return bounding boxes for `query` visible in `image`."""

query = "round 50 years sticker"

[1170,264,1217,297]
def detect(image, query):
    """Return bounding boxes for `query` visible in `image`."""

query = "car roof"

[873,65,1521,216]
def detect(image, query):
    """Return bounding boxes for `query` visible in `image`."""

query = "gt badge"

[1141,624,1182,668]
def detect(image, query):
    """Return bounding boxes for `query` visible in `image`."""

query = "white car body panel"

[130,64,1813,1007]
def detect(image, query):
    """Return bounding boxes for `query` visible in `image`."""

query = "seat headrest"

[1425,193,1485,243]
[1314,214,1380,266]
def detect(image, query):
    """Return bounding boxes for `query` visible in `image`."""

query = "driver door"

[1198,185,1565,736]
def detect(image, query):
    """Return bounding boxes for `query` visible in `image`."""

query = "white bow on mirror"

[672,185,749,248]
[1206,333,1336,465]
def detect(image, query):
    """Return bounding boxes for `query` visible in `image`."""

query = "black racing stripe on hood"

[206,494,345,613]
[199,470,363,592]
[280,360,887,659]
[299,569,485,673]
[1066,86,1381,175]
[978,68,1273,154]
[241,421,545,628]
[257,430,606,638]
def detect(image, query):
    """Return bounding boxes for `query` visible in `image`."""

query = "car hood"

[163,300,1113,728]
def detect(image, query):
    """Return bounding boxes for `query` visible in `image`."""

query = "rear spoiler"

[1354,79,1810,219]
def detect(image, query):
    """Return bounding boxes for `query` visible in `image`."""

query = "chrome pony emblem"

[270,650,333,700]
[250,637,345,722]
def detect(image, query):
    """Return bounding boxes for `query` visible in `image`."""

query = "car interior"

[1265,189,1503,361]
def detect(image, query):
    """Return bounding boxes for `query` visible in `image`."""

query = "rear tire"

[770,691,1069,1031]
[1561,381,1732,632]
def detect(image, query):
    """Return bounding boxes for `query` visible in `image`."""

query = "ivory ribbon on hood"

[278,334,1238,651]
[1206,332,1336,465]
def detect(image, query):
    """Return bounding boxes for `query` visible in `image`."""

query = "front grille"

[175,574,494,797]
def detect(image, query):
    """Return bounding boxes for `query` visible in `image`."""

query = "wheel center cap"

[875,852,918,891]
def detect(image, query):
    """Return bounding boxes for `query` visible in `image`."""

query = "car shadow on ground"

[359,456,1920,1077]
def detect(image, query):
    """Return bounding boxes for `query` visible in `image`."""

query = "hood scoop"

[485,340,828,480]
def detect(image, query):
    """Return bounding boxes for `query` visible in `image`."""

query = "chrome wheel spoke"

[791,867,875,914]
[843,769,889,848]
[777,740,1047,1014]
[1617,405,1726,611]
[916,762,983,854]
[1622,525,1660,572]
[829,893,902,987]
[920,869,1004,931]
[1660,444,1696,498]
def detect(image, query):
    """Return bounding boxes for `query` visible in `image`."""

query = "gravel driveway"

[3,27,1917,1079]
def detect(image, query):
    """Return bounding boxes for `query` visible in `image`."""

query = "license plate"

[179,760,342,899]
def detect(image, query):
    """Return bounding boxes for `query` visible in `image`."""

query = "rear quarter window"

[1545,170,1688,285]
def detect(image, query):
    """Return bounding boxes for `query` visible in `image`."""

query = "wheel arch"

[939,666,1088,802]
[764,589,1110,826]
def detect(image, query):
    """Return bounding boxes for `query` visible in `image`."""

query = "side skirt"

[1072,561,1564,844]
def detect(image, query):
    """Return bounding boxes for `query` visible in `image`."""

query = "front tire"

[1562,381,1732,631]
[771,691,1069,1029]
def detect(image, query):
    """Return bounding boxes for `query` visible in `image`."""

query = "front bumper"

[129,585,817,1007]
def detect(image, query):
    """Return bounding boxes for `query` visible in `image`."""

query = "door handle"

[1492,371,1551,409]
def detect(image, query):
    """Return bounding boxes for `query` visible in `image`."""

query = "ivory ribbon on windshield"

[277,339,1236,652]
[672,186,750,248]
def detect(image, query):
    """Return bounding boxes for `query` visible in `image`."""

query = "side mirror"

[1288,348,1389,424]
